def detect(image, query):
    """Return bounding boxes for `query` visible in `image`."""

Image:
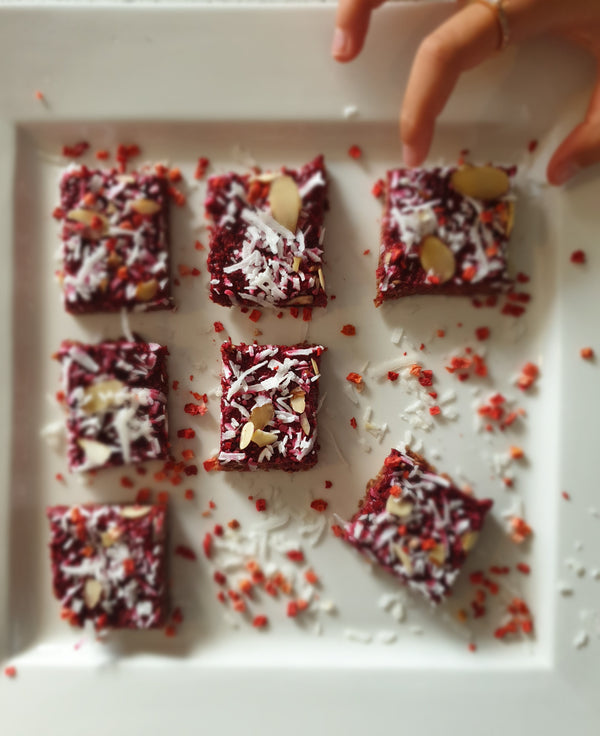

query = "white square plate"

[1,3,599,733]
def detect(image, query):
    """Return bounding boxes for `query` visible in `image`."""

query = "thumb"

[332,0,386,63]
[547,65,600,186]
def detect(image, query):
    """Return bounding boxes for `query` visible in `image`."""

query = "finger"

[332,0,386,63]
[547,65,600,185]
[400,2,503,166]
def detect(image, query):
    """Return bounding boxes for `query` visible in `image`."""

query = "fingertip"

[546,159,580,187]
[331,27,351,61]
[402,143,423,168]
[331,26,363,62]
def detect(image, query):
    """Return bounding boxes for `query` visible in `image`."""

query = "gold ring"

[471,0,511,50]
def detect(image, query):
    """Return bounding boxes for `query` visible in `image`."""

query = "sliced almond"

[385,496,413,517]
[292,256,302,273]
[116,175,136,184]
[392,544,413,575]
[451,165,510,201]
[249,171,281,184]
[269,175,301,233]
[419,236,456,284]
[249,403,274,431]
[460,531,479,552]
[77,438,112,467]
[287,295,313,306]
[135,279,159,302]
[101,528,121,547]
[119,506,151,519]
[66,208,108,231]
[81,379,126,414]
[131,198,162,216]
[290,390,306,414]
[428,544,447,566]
[300,413,310,436]
[251,429,278,447]
[318,268,326,290]
[240,421,255,450]
[83,578,102,609]
[311,358,319,375]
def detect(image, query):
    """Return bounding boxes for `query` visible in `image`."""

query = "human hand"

[331,0,600,185]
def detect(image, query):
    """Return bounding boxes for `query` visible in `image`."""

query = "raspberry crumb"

[340,324,356,336]
[468,643,477,653]
[252,615,269,628]
[249,309,261,323]
[325,480,333,489]
[177,428,196,439]
[350,417,357,429]
[580,347,594,360]
[286,550,305,563]
[255,499,267,512]
[387,371,399,382]
[310,499,328,512]
[194,157,210,180]
[305,569,319,585]
[174,545,197,561]
[436,329,445,338]
[203,457,219,472]
[3,666,16,678]
[184,489,195,501]
[570,250,586,264]
[202,533,212,559]
[287,601,299,617]
[562,491,570,501]
[348,144,362,159]
[371,179,384,198]
[475,326,490,341]
[363,249,371,255]
[136,488,151,503]
[516,563,531,575]
[62,141,90,158]
[510,517,532,544]
[429,405,441,416]
[346,372,363,387]
[527,139,538,153]
[509,446,524,460]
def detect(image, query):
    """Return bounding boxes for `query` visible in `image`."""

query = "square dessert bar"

[218,342,326,471]
[341,448,493,604]
[205,155,328,309]
[47,504,168,630]
[57,339,169,472]
[375,165,516,305]
[58,165,172,313]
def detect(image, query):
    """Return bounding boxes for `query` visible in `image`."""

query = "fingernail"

[332,27,350,58]
[553,161,580,186]
[402,143,421,168]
